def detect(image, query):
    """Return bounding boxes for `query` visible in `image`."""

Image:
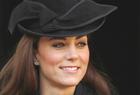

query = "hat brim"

[18,17,105,37]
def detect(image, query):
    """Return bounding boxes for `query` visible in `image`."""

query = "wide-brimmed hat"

[8,0,117,37]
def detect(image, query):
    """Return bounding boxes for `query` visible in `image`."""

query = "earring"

[34,58,40,66]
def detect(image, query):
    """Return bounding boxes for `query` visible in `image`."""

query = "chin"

[59,78,81,87]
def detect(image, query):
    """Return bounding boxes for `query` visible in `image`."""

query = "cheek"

[37,50,64,66]
[80,48,89,65]
[48,53,63,66]
[37,49,64,78]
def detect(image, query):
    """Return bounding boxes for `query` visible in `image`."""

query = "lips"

[59,66,80,73]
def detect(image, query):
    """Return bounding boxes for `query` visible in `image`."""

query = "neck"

[39,76,76,95]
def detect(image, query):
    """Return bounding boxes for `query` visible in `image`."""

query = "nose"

[65,46,79,61]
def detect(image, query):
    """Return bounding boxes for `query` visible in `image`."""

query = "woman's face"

[35,35,89,87]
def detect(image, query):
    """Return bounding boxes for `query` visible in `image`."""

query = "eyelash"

[77,42,87,48]
[52,41,87,48]
[52,43,65,48]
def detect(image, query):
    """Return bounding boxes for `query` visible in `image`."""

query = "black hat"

[8,0,117,37]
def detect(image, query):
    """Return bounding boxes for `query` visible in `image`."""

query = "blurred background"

[0,0,139,95]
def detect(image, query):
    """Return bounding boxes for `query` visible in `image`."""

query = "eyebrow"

[48,37,66,41]
[48,35,85,41]
[76,35,85,39]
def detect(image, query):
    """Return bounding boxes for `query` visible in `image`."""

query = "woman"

[0,0,118,95]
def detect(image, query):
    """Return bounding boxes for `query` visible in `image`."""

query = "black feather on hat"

[8,0,117,37]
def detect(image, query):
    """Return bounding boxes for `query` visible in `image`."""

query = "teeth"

[64,67,77,71]
[61,67,78,71]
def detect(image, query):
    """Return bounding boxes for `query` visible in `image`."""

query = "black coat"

[35,82,97,95]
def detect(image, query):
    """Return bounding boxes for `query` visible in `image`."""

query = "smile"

[59,66,80,73]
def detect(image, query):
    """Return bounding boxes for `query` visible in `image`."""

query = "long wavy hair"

[0,34,116,95]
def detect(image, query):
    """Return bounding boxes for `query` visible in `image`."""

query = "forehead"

[33,35,90,49]
[42,35,88,40]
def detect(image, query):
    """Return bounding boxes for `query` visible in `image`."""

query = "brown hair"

[0,34,115,95]
[0,35,37,95]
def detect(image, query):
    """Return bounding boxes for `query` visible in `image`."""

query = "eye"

[77,41,87,48]
[52,42,65,48]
